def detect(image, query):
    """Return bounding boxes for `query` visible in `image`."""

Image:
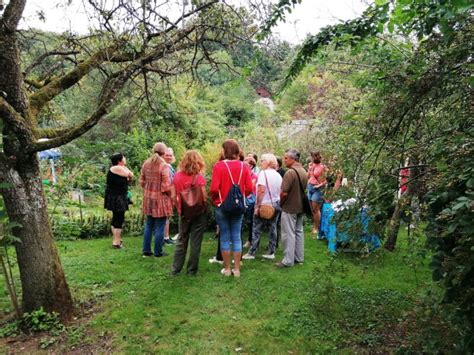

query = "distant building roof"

[256,87,271,98]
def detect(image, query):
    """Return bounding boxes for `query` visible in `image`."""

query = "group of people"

[104,138,336,277]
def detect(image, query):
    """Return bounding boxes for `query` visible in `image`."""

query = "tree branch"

[24,78,44,89]
[147,0,219,40]
[28,21,203,119]
[24,50,80,76]
[28,42,131,118]
[0,96,34,142]
[31,67,136,152]
[0,151,15,180]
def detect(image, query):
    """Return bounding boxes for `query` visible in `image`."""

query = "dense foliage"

[277,1,473,350]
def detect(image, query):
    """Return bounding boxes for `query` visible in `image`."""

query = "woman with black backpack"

[210,139,253,277]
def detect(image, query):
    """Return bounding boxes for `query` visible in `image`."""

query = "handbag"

[180,174,207,220]
[258,171,276,220]
[291,168,312,217]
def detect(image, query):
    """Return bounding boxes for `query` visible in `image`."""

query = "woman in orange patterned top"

[140,142,173,257]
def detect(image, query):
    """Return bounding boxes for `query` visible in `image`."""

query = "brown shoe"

[275,261,288,268]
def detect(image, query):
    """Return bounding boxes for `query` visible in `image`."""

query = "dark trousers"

[172,213,206,275]
[248,207,281,256]
[215,235,223,261]
[244,203,255,243]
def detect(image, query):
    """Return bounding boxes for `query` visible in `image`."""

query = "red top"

[308,163,327,186]
[173,171,206,215]
[210,160,253,207]
[400,168,409,194]
[250,171,258,195]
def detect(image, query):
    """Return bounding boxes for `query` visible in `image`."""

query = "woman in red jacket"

[171,150,208,275]
[210,139,252,277]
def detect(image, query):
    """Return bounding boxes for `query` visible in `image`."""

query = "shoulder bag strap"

[263,170,273,202]
[291,168,305,196]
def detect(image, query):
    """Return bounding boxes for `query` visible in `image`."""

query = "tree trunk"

[1,6,74,320]
[384,194,411,251]
[385,160,420,252]
[1,156,74,319]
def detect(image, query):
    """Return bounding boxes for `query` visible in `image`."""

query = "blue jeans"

[143,215,167,256]
[307,184,324,203]
[215,207,243,252]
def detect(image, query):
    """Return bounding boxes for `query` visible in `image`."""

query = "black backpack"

[219,161,246,215]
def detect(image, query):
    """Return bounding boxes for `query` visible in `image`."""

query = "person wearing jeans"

[143,216,167,256]
[140,142,173,257]
[214,206,244,262]
[307,151,327,236]
[210,139,252,277]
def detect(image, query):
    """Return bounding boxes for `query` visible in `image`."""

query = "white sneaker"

[209,257,223,265]
[172,233,179,241]
[262,254,275,260]
[242,253,255,260]
[243,241,250,248]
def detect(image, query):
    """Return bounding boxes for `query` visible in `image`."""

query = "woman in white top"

[243,153,282,260]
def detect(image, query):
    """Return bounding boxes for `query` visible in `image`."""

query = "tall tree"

[0,0,251,319]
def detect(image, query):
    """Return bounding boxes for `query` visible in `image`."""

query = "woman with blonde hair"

[140,142,173,257]
[164,147,177,245]
[243,153,282,260]
[171,150,208,275]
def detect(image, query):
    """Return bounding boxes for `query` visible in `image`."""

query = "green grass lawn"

[1,227,432,353]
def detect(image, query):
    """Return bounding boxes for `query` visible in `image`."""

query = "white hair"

[260,153,277,169]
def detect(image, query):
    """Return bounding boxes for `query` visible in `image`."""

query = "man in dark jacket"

[276,148,308,267]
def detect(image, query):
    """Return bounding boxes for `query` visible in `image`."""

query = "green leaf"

[451,0,474,11]
[467,178,474,188]
[387,21,394,33]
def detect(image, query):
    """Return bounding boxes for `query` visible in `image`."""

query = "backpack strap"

[219,160,242,206]
[190,173,198,187]
[238,162,243,184]
[223,160,235,184]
